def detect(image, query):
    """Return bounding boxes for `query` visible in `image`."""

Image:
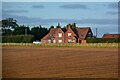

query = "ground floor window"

[68,39,71,43]
[53,39,56,43]
[48,39,51,43]
[58,40,62,43]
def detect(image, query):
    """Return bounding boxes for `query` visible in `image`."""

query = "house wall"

[41,40,47,43]
[64,28,77,43]
[51,28,65,44]
[80,40,86,43]
[41,27,93,44]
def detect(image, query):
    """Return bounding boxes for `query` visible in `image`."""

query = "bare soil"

[2,46,118,78]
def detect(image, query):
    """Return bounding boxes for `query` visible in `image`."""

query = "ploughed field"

[2,46,118,78]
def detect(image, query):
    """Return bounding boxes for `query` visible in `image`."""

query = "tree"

[50,25,54,28]
[12,25,31,35]
[48,25,54,32]
[1,18,18,35]
[66,23,76,28]
[31,25,48,40]
[71,23,76,28]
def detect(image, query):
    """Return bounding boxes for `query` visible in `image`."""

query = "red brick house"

[41,26,93,43]
[102,34,120,38]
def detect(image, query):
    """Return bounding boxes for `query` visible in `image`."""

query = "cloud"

[2,13,48,25]
[2,10,28,13]
[60,4,89,9]
[32,5,44,9]
[108,3,118,9]
[2,13,117,26]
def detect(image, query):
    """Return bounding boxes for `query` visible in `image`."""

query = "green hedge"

[2,35,34,43]
[86,38,120,43]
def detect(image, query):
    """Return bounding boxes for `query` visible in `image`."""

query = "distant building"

[102,34,120,38]
[41,26,93,43]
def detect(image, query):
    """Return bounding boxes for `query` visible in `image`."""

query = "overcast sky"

[2,2,119,37]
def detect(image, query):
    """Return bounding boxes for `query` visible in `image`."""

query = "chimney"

[66,24,71,29]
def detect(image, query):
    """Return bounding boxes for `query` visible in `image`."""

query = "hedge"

[86,38,120,43]
[2,35,34,43]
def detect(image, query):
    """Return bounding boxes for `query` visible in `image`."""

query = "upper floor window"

[68,33,72,37]
[50,34,53,38]
[58,33,62,37]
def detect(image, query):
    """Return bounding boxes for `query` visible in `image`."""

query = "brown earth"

[2,46,118,78]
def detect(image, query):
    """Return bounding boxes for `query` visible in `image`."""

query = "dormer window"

[58,33,62,37]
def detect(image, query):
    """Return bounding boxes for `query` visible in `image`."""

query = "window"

[58,40,62,43]
[50,34,53,38]
[68,39,71,43]
[53,40,56,43]
[68,33,72,37]
[48,40,51,43]
[58,33,62,37]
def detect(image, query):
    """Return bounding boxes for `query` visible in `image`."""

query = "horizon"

[1,2,119,38]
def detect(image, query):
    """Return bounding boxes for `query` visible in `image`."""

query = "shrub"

[86,38,120,43]
[2,35,34,43]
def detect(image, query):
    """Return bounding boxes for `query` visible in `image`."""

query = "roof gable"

[65,27,77,37]
[41,28,64,40]
[76,27,90,39]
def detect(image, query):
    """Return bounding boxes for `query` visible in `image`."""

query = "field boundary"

[0,43,119,48]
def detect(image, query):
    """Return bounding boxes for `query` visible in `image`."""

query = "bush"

[86,38,120,43]
[2,35,34,43]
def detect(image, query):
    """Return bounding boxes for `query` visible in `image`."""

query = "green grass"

[0,43,119,48]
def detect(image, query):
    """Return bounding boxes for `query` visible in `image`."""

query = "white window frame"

[58,40,62,43]
[68,39,71,43]
[58,33,62,37]
[48,39,51,43]
[68,33,72,37]
[53,39,56,43]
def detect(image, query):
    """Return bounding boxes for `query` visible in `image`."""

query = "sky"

[1,1,119,37]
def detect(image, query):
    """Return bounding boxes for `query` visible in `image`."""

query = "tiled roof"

[61,28,67,33]
[76,27,90,39]
[41,28,58,40]
[71,28,79,37]
[102,34,120,38]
